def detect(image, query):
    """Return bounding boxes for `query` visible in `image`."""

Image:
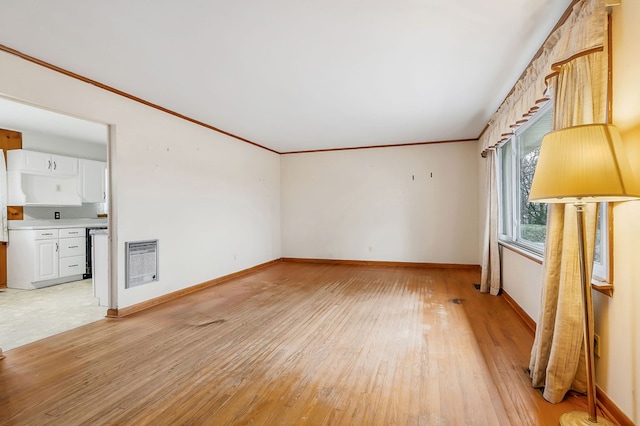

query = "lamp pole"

[559,204,614,426]
[578,202,596,420]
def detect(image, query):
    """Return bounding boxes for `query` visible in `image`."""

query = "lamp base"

[560,411,616,425]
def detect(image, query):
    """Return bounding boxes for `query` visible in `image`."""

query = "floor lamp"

[529,124,640,425]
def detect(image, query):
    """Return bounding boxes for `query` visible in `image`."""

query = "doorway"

[0,96,110,352]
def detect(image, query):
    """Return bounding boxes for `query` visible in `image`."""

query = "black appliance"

[84,226,107,279]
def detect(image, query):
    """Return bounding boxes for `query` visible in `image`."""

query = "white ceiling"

[0,0,572,153]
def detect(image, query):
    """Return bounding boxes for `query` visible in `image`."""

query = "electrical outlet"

[594,333,601,357]
[54,211,60,220]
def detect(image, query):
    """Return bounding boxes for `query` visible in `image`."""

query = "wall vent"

[125,239,159,288]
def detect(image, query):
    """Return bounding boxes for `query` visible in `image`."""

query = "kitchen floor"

[0,279,107,351]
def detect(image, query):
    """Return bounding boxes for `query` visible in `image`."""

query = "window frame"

[497,102,553,257]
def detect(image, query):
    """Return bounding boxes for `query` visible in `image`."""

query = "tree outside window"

[519,145,547,243]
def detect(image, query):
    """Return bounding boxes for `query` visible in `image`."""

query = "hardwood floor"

[0,262,606,425]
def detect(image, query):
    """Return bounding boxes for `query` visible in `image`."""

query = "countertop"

[89,228,109,235]
[8,218,108,230]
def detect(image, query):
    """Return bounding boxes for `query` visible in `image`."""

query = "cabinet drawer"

[35,229,59,240]
[60,228,85,238]
[59,237,85,257]
[59,255,86,277]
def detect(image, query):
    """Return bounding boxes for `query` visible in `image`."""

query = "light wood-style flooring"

[0,262,603,425]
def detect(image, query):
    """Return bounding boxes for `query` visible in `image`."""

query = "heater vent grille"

[125,239,159,288]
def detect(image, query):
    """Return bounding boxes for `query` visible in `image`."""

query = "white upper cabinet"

[51,154,78,176]
[78,159,107,203]
[17,150,50,172]
[6,149,107,206]
[8,150,78,176]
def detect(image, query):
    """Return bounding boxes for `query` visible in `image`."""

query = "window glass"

[517,108,552,246]
[592,202,610,282]
[499,140,513,239]
[594,204,602,263]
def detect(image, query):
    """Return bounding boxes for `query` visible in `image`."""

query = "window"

[497,104,553,254]
[592,203,610,283]
[497,106,612,285]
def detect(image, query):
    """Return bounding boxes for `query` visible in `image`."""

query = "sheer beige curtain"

[480,149,500,295]
[529,52,606,402]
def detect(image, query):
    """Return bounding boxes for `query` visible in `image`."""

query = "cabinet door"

[78,159,106,203]
[20,150,52,173]
[51,154,78,176]
[34,239,59,281]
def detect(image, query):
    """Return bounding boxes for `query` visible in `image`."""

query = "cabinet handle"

[69,245,79,249]
[48,160,52,170]
[56,243,59,252]
[68,264,78,268]
[53,161,57,170]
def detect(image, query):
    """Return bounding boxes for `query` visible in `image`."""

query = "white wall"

[23,205,102,221]
[282,142,480,264]
[22,130,107,161]
[489,4,640,422]
[0,50,281,310]
[592,2,640,421]
[500,249,542,321]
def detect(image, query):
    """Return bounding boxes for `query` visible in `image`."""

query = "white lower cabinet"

[58,228,86,277]
[8,227,86,289]
[34,232,59,281]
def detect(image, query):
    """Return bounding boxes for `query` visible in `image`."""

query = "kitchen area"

[0,97,110,351]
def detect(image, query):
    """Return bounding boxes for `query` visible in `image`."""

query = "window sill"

[591,281,613,297]
[498,241,544,264]
[500,241,613,297]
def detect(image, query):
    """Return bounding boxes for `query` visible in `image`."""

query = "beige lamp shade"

[529,124,640,203]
